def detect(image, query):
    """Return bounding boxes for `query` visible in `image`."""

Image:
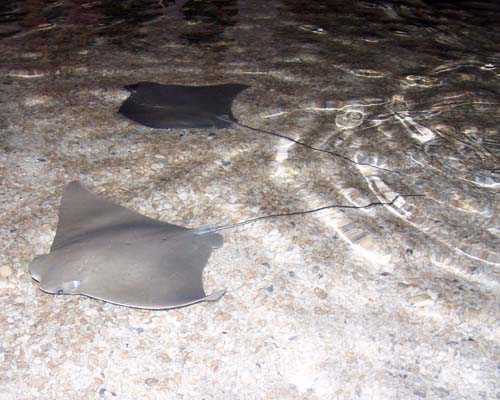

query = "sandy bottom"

[0,1,498,399]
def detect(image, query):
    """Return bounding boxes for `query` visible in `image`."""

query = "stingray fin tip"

[204,289,226,302]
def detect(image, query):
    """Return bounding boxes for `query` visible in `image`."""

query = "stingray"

[29,181,421,310]
[118,82,397,173]
[118,82,250,129]
[29,181,226,309]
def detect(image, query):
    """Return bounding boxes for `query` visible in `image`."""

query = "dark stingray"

[118,82,250,129]
[30,181,225,310]
[117,82,396,173]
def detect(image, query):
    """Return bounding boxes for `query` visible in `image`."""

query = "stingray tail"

[193,225,220,234]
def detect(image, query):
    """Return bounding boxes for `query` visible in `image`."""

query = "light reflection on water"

[0,0,498,278]
[0,0,239,45]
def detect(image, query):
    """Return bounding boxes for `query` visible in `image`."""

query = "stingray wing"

[51,181,187,250]
[78,228,225,309]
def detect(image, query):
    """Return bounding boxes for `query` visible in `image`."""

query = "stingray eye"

[56,289,64,295]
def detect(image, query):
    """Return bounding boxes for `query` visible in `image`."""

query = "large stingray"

[29,181,225,309]
[30,181,419,310]
[118,82,250,129]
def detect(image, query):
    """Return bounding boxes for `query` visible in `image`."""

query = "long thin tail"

[216,115,399,174]
[195,194,425,234]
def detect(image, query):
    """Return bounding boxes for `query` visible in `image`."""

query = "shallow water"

[0,1,499,399]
